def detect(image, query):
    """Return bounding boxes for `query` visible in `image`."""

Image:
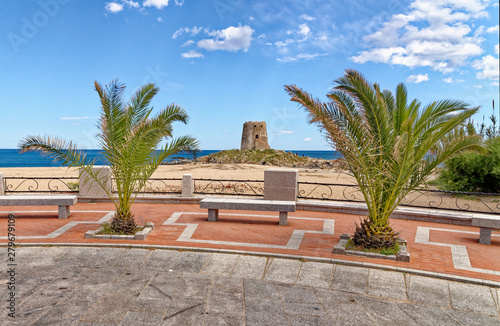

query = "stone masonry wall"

[240,121,270,150]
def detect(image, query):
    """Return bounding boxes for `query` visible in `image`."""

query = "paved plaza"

[1,202,499,325]
[2,246,500,325]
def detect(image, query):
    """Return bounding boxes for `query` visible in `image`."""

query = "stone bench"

[471,214,500,245]
[199,198,296,226]
[0,195,78,219]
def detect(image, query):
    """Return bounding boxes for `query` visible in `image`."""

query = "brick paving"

[1,202,499,283]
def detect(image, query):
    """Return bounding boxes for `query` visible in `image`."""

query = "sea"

[0,149,342,168]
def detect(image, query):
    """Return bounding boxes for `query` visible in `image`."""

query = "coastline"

[0,163,357,184]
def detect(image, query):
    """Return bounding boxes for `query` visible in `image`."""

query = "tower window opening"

[255,135,259,139]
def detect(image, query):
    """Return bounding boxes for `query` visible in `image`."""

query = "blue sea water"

[0,149,341,168]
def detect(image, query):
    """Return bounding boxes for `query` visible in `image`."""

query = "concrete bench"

[199,198,296,226]
[0,195,78,219]
[471,215,500,245]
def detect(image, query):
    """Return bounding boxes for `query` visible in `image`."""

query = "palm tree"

[19,80,198,233]
[285,69,482,248]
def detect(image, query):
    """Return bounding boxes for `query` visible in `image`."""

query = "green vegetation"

[345,238,400,256]
[19,80,198,234]
[286,69,481,249]
[199,149,310,165]
[97,222,144,235]
[437,137,500,193]
[67,182,79,191]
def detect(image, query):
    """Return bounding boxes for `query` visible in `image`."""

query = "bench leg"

[479,228,492,245]
[208,209,219,222]
[279,212,287,226]
[58,205,70,219]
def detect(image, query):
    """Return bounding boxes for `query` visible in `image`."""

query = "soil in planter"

[97,223,144,236]
[345,238,400,256]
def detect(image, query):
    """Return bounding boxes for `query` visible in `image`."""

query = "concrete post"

[264,169,298,201]
[182,174,194,197]
[79,166,112,198]
[0,172,5,196]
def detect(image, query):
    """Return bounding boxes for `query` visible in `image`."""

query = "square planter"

[333,233,410,262]
[84,222,154,241]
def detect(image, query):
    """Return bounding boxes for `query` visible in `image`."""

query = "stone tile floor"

[1,246,499,325]
[1,202,500,324]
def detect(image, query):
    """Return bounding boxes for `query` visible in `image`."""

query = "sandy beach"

[1,163,498,214]
[0,163,357,184]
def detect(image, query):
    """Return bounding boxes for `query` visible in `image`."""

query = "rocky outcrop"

[197,149,345,170]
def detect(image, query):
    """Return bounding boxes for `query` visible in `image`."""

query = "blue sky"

[1,0,499,150]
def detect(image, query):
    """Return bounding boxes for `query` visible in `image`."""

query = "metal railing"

[297,181,500,215]
[3,176,499,214]
[3,177,79,193]
[111,178,183,195]
[194,178,264,197]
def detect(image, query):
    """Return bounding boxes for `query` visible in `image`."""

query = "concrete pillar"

[264,169,298,201]
[479,228,492,245]
[0,172,4,196]
[79,166,112,198]
[182,174,194,197]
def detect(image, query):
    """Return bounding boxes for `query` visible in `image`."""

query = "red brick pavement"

[1,202,499,282]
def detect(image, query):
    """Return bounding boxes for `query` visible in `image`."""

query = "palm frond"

[286,69,484,228]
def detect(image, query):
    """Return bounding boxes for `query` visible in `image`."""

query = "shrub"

[438,137,500,193]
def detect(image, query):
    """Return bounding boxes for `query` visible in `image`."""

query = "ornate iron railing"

[111,178,182,194]
[3,177,79,193]
[298,181,500,214]
[3,176,499,214]
[194,178,264,197]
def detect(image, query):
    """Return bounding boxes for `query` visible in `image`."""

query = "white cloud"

[197,25,254,52]
[300,14,316,21]
[181,40,195,47]
[105,2,124,13]
[406,74,429,83]
[495,44,499,55]
[304,138,314,142]
[272,23,312,50]
[486,25,499,34]
[181,50,203,59]
[351,0,490,73]
[274,130,295,136]
[124,0,140,8]
[172,26,203,39]
[442,77,465,83]
[249,16,256,21]
[472,55,500,80]
[143,0,169,9]
[106,0,180,12]
[277,53,329,63]
[157,17,163,22]
[298,23,311,39]
[274,39,293,48]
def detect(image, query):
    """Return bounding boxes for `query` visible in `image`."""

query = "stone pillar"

[182,174,194,197]
[0,172,5,196]
[264,169,298,201]
[79,166,112,198]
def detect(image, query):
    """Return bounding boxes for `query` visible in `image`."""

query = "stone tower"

[240,121,270,150]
